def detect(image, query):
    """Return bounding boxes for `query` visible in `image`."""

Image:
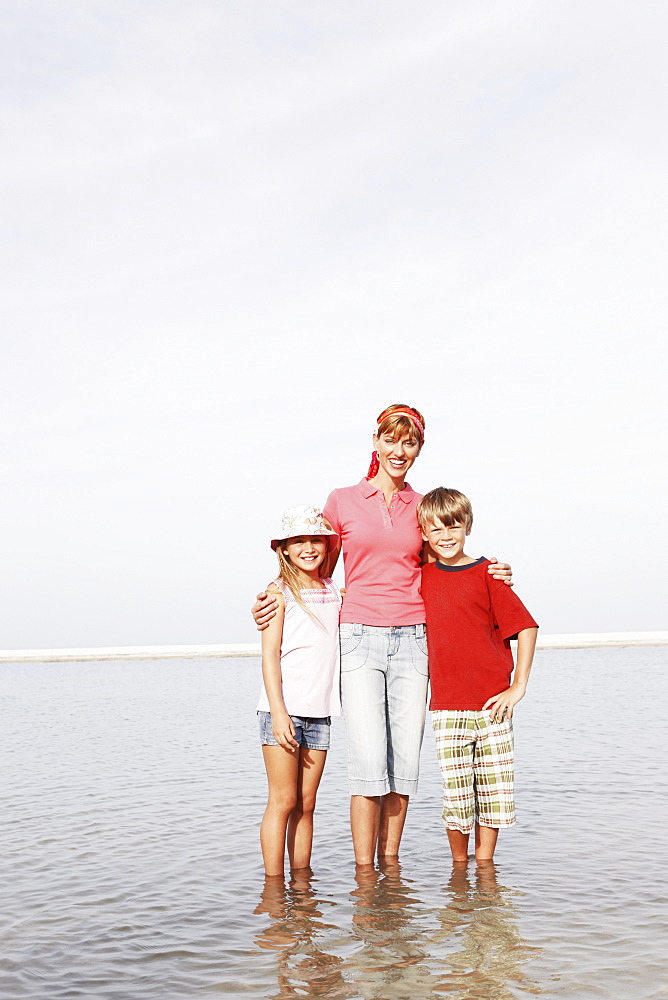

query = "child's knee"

[269,790,298,814]
[294,792,317,816]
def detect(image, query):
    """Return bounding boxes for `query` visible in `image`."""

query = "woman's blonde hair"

[275,542,327,626]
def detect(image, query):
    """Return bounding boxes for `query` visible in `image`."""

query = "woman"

[253,404,511,865]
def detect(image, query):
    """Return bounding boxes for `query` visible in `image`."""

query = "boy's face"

[421,518,469,565]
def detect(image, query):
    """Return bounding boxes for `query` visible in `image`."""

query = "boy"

[417,488,538,863]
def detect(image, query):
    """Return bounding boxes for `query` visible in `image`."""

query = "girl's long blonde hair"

[275,543,327,627]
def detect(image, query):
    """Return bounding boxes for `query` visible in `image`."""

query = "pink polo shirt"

[323,480,425,626]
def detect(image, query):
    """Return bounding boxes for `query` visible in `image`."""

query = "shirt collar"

[357,479,416,504]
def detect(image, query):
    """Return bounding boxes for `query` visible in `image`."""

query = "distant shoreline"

[1,632,666,663]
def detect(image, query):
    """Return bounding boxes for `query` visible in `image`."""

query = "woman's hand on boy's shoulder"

[251,587,280,630]
[487,557,513,587]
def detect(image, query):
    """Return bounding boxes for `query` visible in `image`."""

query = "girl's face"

[283,536,328,577]
[373,431,421,481]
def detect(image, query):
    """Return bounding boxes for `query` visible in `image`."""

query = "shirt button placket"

[380,494,392,528]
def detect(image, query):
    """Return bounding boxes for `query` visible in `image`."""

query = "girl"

[258,505,341,876]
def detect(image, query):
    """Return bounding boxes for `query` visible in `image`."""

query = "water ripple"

[1,650,667,998]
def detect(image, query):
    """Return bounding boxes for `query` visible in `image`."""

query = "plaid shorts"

[431,710,516,833]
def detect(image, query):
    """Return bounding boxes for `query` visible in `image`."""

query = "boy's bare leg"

[377,792,409,857]
[350,795,381,865]
[474,823,499,860]
[446,828,470,862]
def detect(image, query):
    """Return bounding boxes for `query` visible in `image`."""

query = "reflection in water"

[254,861,543,1000]
[5,654,664,998]
[429,861,545,999]
[254,869,348,999]
[346,858,444,997]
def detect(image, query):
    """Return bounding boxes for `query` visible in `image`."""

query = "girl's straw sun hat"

[271,505,339,551]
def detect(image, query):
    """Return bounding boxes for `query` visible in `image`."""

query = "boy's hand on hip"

[483,684,526,721]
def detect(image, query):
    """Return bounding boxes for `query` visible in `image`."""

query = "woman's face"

[373,430,421,480]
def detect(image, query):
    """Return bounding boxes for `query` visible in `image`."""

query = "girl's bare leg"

[446,828,471,862]
[377,792,409,857]
[474,823,499,860]
[350,795,381,865]
[260,745,299,876]
[287,748,327,871]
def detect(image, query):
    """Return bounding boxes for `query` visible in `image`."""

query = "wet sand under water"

[0,646,666,999]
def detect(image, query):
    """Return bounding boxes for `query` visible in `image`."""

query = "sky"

[1,0,666,648]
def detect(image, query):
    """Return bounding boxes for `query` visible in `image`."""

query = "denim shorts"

[339,624,429,796]
[258,711,331,750]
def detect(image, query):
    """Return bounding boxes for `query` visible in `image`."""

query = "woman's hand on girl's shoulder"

[251,586,281,630]
[487,557,513,587]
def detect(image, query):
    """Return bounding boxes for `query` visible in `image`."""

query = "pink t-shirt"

[323,480,425,626]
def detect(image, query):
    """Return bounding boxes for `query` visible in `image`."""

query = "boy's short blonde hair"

[417,488,473,532]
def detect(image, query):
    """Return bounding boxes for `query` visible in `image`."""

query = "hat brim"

[271,530,339,552]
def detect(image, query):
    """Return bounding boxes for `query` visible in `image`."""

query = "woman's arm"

[252,589,279,630]
[320,537,341,579]
[319,505,341,580]
[260,588,298,751]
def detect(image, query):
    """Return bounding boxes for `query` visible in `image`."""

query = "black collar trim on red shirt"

[435,556,487,572]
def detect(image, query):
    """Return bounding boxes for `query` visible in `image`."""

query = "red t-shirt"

[422,557,538,711]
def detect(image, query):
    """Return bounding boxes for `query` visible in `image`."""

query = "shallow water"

[1,647,666,999]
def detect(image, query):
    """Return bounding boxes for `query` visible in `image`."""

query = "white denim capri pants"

[339,624,429,796]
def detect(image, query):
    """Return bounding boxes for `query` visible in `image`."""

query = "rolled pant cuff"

[390,777,418,795]
[348,778,419,796]
[349,778,390,796]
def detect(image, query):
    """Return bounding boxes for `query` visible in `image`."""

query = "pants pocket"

[340,627,369,671]
[410,632,429,676]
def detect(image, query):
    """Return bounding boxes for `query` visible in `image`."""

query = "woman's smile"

[373,433,421,481]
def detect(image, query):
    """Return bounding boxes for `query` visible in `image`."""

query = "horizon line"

[1,631,667,663]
